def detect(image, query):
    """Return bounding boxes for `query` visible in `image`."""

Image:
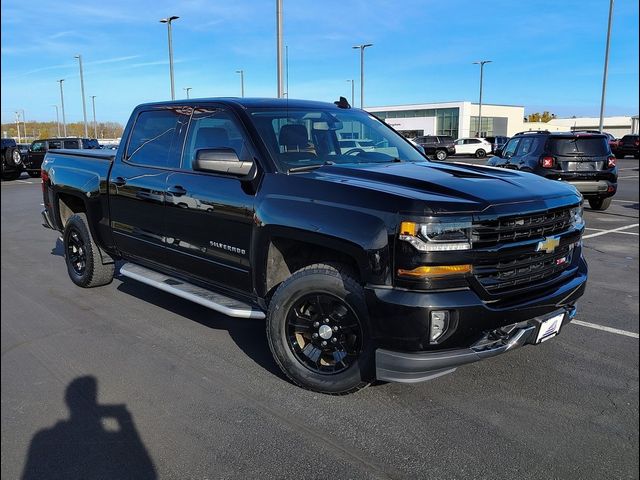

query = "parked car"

[412,135,456,160]
[1,138,23,180]
[452,137,492,158]
[483,136,510,153]
[488,130,617,210]
[338,138,377,154]
[41,97,586,394]
[612,134,639,159]
[23,137,99,177]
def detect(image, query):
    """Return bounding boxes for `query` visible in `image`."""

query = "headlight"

[400,220,472,252]
[569,205,584,228]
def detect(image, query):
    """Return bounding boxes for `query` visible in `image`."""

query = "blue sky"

[1,0,638,125]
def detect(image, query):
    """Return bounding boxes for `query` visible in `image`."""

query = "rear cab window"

[126,108,190,168]
[63,140,80,149]
[47,140,62,150]
[547,136,609,156]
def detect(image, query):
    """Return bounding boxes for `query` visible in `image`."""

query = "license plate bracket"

[536,313,564,343]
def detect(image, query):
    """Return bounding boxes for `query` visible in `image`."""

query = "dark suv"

[23,137,99,177]
[1,138,23,180]
[413,135,456,160]
[488,131,617,210]
[613,134,639,159]
[484,136,509,153]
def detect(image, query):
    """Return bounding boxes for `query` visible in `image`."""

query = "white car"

[339,139,377,154]
[453,138,492,158]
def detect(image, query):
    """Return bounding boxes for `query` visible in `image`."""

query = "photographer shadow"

[22,376,156,480]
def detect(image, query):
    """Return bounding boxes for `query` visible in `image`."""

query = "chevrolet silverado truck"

[41,98,587,394]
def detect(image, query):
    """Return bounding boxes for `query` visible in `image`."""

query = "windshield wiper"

[288,161,335,173]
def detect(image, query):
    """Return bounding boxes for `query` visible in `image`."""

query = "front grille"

[473,207,573,247]
[473,244,574,295]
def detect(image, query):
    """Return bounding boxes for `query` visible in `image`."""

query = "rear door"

[27,141,47,170]
[163,105,258,293]
[108,106,190,265]
[547,136,609,173]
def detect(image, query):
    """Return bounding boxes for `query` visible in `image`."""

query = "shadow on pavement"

[116,278,286,380]
[21,376,156,480]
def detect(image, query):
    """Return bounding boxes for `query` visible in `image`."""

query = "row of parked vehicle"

[409,135,507,160]
[1,137,105,180]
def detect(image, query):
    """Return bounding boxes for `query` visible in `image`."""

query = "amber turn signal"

[397,264,472,278]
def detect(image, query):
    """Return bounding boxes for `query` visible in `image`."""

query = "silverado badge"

[536,236,561,254]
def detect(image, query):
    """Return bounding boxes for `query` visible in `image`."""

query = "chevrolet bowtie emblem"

[537,236,560,254]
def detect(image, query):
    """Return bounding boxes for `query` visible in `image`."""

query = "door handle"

[112,176,127,187]
[167,185,187,196]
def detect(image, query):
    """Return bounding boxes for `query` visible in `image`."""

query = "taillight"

[635,140,639,147]
[607,156,616,168]
[540,156,555,168]
[41,169,49,194]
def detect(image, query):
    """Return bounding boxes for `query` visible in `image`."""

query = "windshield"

[248,107,426,171]
[547,136,609,156]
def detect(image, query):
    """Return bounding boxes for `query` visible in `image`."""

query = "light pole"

[14,111,21,143]
[19,109,27,141]
[347,79,355,107]
[183,87,192,99]
[75,55,89,137]
[58,79,67,137]
[352,44,373,109]
[90,96,97,138]
[52,105,61,137]
[599,0,614,133]
[473,60,492,137]
[236,70,245,97]
[160,16,180,100]
[276,0,284,97]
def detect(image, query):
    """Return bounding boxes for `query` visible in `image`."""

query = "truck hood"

[310,161,581,215]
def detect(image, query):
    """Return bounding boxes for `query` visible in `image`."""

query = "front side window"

[31,141,46,152]
[182,107,251,170]
[127,108,188,168]
[249,107,425,171]
[502,138,521,158]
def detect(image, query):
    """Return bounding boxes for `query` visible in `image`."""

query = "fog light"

[430,311,450,343]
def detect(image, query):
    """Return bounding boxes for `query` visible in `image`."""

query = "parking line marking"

[612,199,637,203]
[582,223,639,239]
[572,320,639,339]
[619,175,639,179]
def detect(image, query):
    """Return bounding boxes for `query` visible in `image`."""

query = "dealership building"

[366,101,525,139]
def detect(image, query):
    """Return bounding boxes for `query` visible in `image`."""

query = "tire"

[1,169,21,181]
[435,150,448,161]
[4,147,21,167]
[28,171,41,178]
[475,149,487,159]
[63,213,114,287]
[588,197,612,211]
[266,263,374,395]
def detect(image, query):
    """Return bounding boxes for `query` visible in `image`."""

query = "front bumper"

[376,306,576,383]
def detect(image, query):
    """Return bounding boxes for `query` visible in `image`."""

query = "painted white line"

[582,223,639,239]
[619,175,639,179]
[572,320,639,339]
[585,228,606,231]
[585,227,639,236]
[612,199,638,203]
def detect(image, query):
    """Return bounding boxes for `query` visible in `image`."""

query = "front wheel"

[475,149,487,159]
[588,197,612,211]
[267,263,374,395]
[435,150,448,161]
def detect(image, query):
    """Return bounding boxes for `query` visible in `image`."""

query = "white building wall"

[462,104,525,137]
[382,116,436,135]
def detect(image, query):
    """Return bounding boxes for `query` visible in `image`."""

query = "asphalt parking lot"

[2,159,638,479]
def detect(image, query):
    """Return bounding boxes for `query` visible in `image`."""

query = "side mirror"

[193,148,253,177]
[494,148,503,157]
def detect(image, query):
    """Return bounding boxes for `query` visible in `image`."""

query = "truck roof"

[135,97,346,110]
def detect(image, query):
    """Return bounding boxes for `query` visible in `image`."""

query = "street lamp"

[14,111,21,143]
[52,105,61,137]
[183,87,192,99]
[472,60,492,137]
[90,96,97,139]
[19,109,26,141]
[599,0,614,133]
[75,55,89,137]
[276,0,284,97]
[352,44,373,109]
[57,79,67,137]
[346,79,355,107]
[236,70,245,97]
[160,15,180,100]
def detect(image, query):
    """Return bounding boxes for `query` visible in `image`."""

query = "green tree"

[527,111,556,123]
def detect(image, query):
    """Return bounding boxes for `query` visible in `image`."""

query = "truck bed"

[49,148,116,161]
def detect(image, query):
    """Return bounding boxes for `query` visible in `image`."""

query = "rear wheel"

[63,213,114,287]
[435,150,448,161]
[475,149,487,159]
[588,197,612,211]
[267,263,374,395]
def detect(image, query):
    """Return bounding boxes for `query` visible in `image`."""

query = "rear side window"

[465,139,481,144]
[517,137,539,156]
[547,137,608,156]
[48,140,62,149]
[64,140,80,149]
[424,136,437,142]
[439,136,453,142]
[127,109,189,168]
[84,139,100,149]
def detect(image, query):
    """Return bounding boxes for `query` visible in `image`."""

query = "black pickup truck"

[41,98,587,394]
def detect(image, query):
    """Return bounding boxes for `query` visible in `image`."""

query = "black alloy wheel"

[66,227,87,276]
[286,293,362,375]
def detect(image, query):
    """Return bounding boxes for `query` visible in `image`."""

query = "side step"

[119,262,265,319]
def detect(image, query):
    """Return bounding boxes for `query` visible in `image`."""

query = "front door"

[109,106,189,265]
[163,105,258,293]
